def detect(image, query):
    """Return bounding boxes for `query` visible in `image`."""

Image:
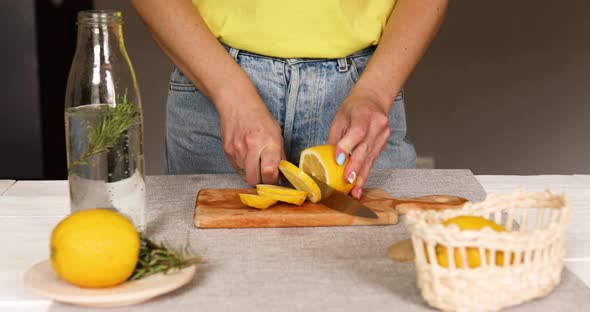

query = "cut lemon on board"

[257,190,306,206]
[239,193,278,209]
[256,184,307,197]
[299,145,355,195]
[278,160,321,203]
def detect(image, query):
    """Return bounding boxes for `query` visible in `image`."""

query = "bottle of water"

[65,10,145,231]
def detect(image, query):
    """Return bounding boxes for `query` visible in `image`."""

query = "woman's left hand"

[327,0,449,199]
[326,89,392,199]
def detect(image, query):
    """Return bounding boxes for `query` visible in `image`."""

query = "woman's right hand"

[131,0,285,184]
[219,96,285,186]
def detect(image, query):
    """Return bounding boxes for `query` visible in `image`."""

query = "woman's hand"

[219,95,285,186]
[131,0,286,185]
[327,89,391,199]
[327,0,448,199]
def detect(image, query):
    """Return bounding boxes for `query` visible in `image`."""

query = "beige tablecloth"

[47,170,590,311]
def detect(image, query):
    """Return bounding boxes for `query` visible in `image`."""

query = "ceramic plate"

[23,260,197,308]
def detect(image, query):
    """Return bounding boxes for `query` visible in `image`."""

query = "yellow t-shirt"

[192,0,396,58]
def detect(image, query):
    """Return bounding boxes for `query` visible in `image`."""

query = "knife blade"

[277,173,294,189]
[311,176,379,219]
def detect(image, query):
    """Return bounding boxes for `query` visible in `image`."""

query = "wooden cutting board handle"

[364,194,469,214]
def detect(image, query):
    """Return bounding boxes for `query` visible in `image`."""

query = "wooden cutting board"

[194,188,467,229]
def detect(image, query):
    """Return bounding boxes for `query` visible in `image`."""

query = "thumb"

[260,144,281,184]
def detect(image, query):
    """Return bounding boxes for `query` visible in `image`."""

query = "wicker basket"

[406,190,569,312]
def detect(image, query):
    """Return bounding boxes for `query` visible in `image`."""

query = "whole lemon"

[299,145,355,195]
[436,216,506,268]
[50,209,140,288]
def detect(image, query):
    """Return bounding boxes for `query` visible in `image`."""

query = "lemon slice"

[299,145,355,194]
[238,193,277,209]
[257,190,307,206]
[278,160,322,203]
[256,184,307,197]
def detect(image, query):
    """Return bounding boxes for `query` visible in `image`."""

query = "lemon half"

[299,145,355,195]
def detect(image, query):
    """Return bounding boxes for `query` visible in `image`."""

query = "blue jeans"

[164,45,416,174]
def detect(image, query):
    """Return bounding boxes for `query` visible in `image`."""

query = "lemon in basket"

[436,216,507,268]
[50,209,140,288]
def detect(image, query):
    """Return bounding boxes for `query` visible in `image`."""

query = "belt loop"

[337,58,349,73]
[229,47,240,61]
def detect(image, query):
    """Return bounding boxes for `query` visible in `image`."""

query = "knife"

[311,176,379,219]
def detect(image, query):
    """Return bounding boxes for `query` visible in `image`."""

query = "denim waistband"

[221,42,376,64]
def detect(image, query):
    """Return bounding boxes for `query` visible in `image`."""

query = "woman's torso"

[193,0,397,58]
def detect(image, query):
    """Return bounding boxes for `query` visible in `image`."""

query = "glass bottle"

[65,10,145,231]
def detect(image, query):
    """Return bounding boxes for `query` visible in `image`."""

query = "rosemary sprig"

[128,236,202,281]
[68,94,139,174]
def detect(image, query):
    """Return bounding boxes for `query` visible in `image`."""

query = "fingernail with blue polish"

[336,153,346,166]
[347,171,356,184]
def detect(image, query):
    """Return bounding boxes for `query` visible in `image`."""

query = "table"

[0,174,588,311]
[0,180,15,195]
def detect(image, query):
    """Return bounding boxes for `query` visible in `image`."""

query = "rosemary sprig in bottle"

[68,95,140,174]
[128,236,202,281]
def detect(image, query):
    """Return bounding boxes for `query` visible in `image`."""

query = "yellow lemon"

[256,190,307,205]
[436,216,507,268]
[278,160,322,203]
[256,185,307,205]
[50,209,140,288]
[299,145,355,195]
[256,184,307,197]
[239,193,278,209]
[443,216,505,232]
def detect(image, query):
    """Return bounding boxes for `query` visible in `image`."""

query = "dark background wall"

[405,0,590,174]
[0,0,43,179]
[1,0,588,179]
[0,0,91,179]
